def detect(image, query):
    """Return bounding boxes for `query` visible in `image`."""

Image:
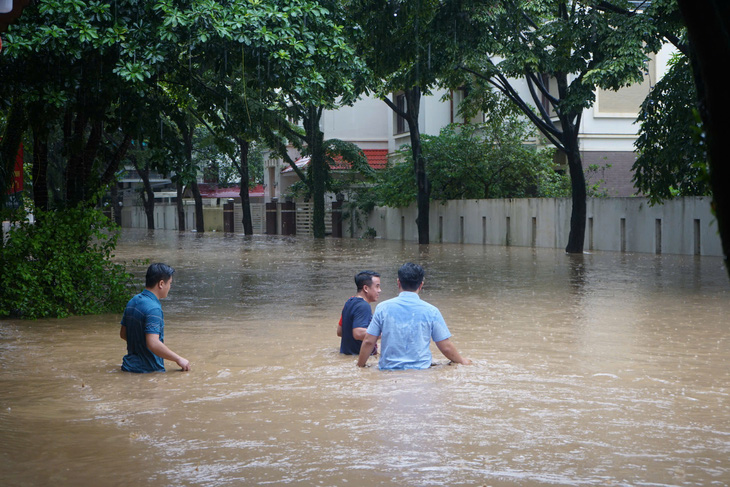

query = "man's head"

[355,270,381,303]
[145,263,175,299]
[398,262,425,292]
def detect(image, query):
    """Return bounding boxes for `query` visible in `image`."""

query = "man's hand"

[176,357,191,371]
[357,333,378,367]
[146,333,191,371]
[436,338,472,365]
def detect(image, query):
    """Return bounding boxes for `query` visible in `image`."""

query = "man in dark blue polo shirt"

[120,263,190,373]
[337,270,381,355]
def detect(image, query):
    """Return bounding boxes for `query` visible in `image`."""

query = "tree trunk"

[305,106,327,239]
[405,87,430,245]
[143,193,155,230]
[31,123,50,213]
[65,114,105,206]
[564,141,587,254]
[176,181,185,231]
[133,159,155,230]
[100,133,132,186]
[179,122,204,233]
[237,139,254,235]
[191,179,204,232]
[677,0,730,277]
[110,183,121,224]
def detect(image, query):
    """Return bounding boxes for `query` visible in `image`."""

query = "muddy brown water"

[1,229,729,486]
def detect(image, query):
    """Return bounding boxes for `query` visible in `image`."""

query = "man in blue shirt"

[357,262,471,370]
[120,263,190,373]
[337,270,381,355]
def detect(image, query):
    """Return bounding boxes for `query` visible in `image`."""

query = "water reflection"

[1,229,729,486]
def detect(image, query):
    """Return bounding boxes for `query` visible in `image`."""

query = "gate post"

[331,196,343,238]
[281,200,296,235]
[223,199,234,233]
[266,198,278,235]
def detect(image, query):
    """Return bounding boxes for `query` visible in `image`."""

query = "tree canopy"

[455,0,666,252]
[633,53,709,204]
[0,0,372,318]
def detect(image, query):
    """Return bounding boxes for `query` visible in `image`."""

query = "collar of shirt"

[141,289,161,304]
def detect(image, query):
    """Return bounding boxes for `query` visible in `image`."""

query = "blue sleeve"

[430,309,451,342]
[366,306,383,337]
[352,300,372,328]
[144,308,163,335]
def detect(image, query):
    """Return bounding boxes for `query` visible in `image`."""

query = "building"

[263,44,677,202]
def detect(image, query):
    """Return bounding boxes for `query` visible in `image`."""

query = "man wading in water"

[357,262,471,370]
[337,270,382,355]
[119,263,191,373]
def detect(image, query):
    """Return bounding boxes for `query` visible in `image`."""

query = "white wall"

[361,197,722,257]
[322,95,389,147]
[121,203,266,234]
[122,203,196,231]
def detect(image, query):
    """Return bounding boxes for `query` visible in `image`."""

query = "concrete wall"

[121,202,266,233]
[117,196,722,257]
[361,197,722,257]
[122,203,197,231]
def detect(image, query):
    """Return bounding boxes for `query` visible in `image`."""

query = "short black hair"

[145,263,175,288]
[355,270,380,291]
[398,262,424,291]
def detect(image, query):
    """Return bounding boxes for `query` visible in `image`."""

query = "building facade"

[263,44,677,202]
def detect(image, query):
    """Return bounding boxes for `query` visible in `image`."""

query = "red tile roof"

[363,149,388,170]
[281,149,388,173]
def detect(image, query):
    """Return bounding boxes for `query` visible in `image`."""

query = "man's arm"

[145,333,191,371]
[352,326,368,341]
[435,338,472,365]
[336,324,342,337]
[120,325,127,341]
[352,300,373,341]
[357,333,378,367]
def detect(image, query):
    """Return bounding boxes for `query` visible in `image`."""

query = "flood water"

[1,229,729,486]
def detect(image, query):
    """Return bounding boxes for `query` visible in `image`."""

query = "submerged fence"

[118,196,722,257]
[362,197,722,256]
[122,202,266,234]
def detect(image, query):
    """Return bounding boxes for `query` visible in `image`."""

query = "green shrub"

[371,122,571,207]
[0,206,134,319]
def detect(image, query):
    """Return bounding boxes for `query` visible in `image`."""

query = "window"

[451,87,471,123]
[395,93,407,134]
[595,53,656,117]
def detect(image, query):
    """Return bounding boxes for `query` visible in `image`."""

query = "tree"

[0,204,134,318]
[458,0,663,253]
[633,54,709,204]
[0,0,179,317]
[128,141,159,230]
[604,0,730,275]
[346,0,468,244]
[152,0,365,238]
[372,118,567,207]
[268,1,368,239]
[676,0,730,277]
[0,0,176,210]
